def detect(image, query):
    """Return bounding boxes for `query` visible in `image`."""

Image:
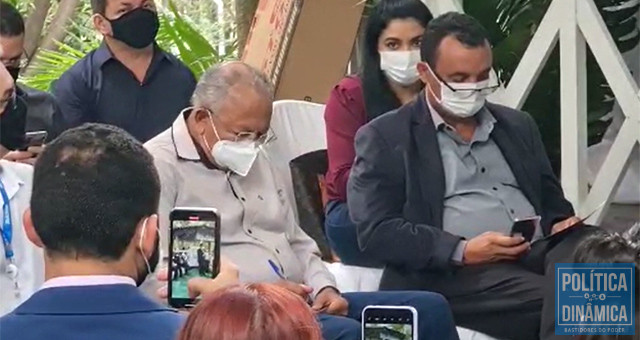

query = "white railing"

[424,0,640,224]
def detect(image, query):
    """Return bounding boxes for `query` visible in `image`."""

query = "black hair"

[0,1,25,37]
[420,12,490,67]
[573,228,640,310]
[31,124,161,261]
[90,0,107,15]
[360,0,432,120]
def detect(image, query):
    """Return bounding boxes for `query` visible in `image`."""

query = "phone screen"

[20,131,47,151]
[169,208,220,307]
[363,307,416,340]
[510,216,541,243]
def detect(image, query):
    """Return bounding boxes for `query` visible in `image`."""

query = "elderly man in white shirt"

[145,61,460,340]
[0,60,43,315]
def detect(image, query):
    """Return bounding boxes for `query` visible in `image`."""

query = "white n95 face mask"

[379,50,421,86]
[211,139,259,177]
[203,111,259,177]
[429,79,489,118]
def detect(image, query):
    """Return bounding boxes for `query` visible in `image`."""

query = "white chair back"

[265,100,327,219]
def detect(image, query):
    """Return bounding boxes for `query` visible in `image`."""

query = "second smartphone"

[168,207,221,308]
[362,305,418,340]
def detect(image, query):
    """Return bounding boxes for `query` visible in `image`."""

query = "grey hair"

[191,62,275,112]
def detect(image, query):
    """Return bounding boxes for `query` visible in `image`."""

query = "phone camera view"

[365,317,413,340]
[171,219,217,299]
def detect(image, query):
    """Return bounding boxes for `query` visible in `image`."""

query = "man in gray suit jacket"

[348,12,595,340]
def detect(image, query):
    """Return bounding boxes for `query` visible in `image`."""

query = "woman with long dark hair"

[324,0,433,266]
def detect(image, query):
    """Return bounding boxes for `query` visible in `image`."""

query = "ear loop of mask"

[201,109,221,153]
[423,63,444,105]
[138,217,152,276]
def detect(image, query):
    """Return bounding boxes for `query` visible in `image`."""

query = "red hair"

[177,283,323,340]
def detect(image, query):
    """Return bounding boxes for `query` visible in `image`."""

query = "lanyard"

[0,180,13,261]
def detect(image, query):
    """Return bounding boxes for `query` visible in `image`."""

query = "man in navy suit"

[0,124,182,340]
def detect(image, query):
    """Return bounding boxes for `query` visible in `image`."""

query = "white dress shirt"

[40,275,136,290]
[0,160,44,316]
[145,116,336,297]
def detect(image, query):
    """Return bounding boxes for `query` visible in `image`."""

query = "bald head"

[192,61,274,113]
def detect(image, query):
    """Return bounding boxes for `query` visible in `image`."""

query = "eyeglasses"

[232,128,277,146]
[1,50,29,69]
[432,68,502,99]
[207,109,277,146]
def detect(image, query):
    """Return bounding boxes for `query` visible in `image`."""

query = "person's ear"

[193,108,214,136]
[418,62,441,98]
[92,13,112,36]
[136,214,159,258]
[23,209,44,248]
[193,108,211,123]
[417,62,430,84]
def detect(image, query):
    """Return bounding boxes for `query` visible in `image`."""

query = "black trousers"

[398,226,597,340]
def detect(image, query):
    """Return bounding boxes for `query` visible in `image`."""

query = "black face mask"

[136,236,160,287]
[108,8,159,49]
[0,95,27,151]
[7,67,20,83]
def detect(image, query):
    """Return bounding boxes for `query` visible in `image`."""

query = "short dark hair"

[0,1,25,37]
[420,12,489,67]
[573,229,640,310]
[90,0,107,15]
[31,124,161,260]
[361,0,433,120]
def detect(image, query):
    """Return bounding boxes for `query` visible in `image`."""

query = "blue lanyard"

[0,180,13,260]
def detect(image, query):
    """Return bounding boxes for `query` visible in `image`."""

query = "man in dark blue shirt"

[52,0,196,142]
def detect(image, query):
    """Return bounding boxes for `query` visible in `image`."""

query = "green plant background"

[366,0,639,173]
[15,0,237,90]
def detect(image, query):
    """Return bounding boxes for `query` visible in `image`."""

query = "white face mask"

[426,65,488,118]
[379,50,421,86]
[204,113,259,177]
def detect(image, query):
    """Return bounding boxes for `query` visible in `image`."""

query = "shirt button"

[247,229,253,234]
[492,187,498,191]
[240,197,246,202]
[510,209,515,214]
[276,249,280,254]
[481,167,486,173]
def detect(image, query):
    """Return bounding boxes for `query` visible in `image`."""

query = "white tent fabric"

[266,100,497,340]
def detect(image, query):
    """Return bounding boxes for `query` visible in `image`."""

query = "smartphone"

[362,306,418,340]
[19,130,47,151]
[510,215,541,243]
[168,207,221,308]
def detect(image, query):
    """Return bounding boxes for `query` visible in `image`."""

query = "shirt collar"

[93,41,171,69]
[171,113,201,161]
[40,275,136,291]
[0,161,25,201]
[425,98,496,135]
[426,97,447,129]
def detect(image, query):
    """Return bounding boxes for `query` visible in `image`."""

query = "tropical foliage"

[466,0,639,171]
[17,0,237,91]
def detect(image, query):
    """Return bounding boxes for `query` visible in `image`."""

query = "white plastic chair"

[266,100,497,340]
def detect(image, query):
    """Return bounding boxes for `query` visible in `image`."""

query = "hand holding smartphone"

[168,207,221,308]
[510,216,541,243]
[362,306,418,340]
[19,130,47,151]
